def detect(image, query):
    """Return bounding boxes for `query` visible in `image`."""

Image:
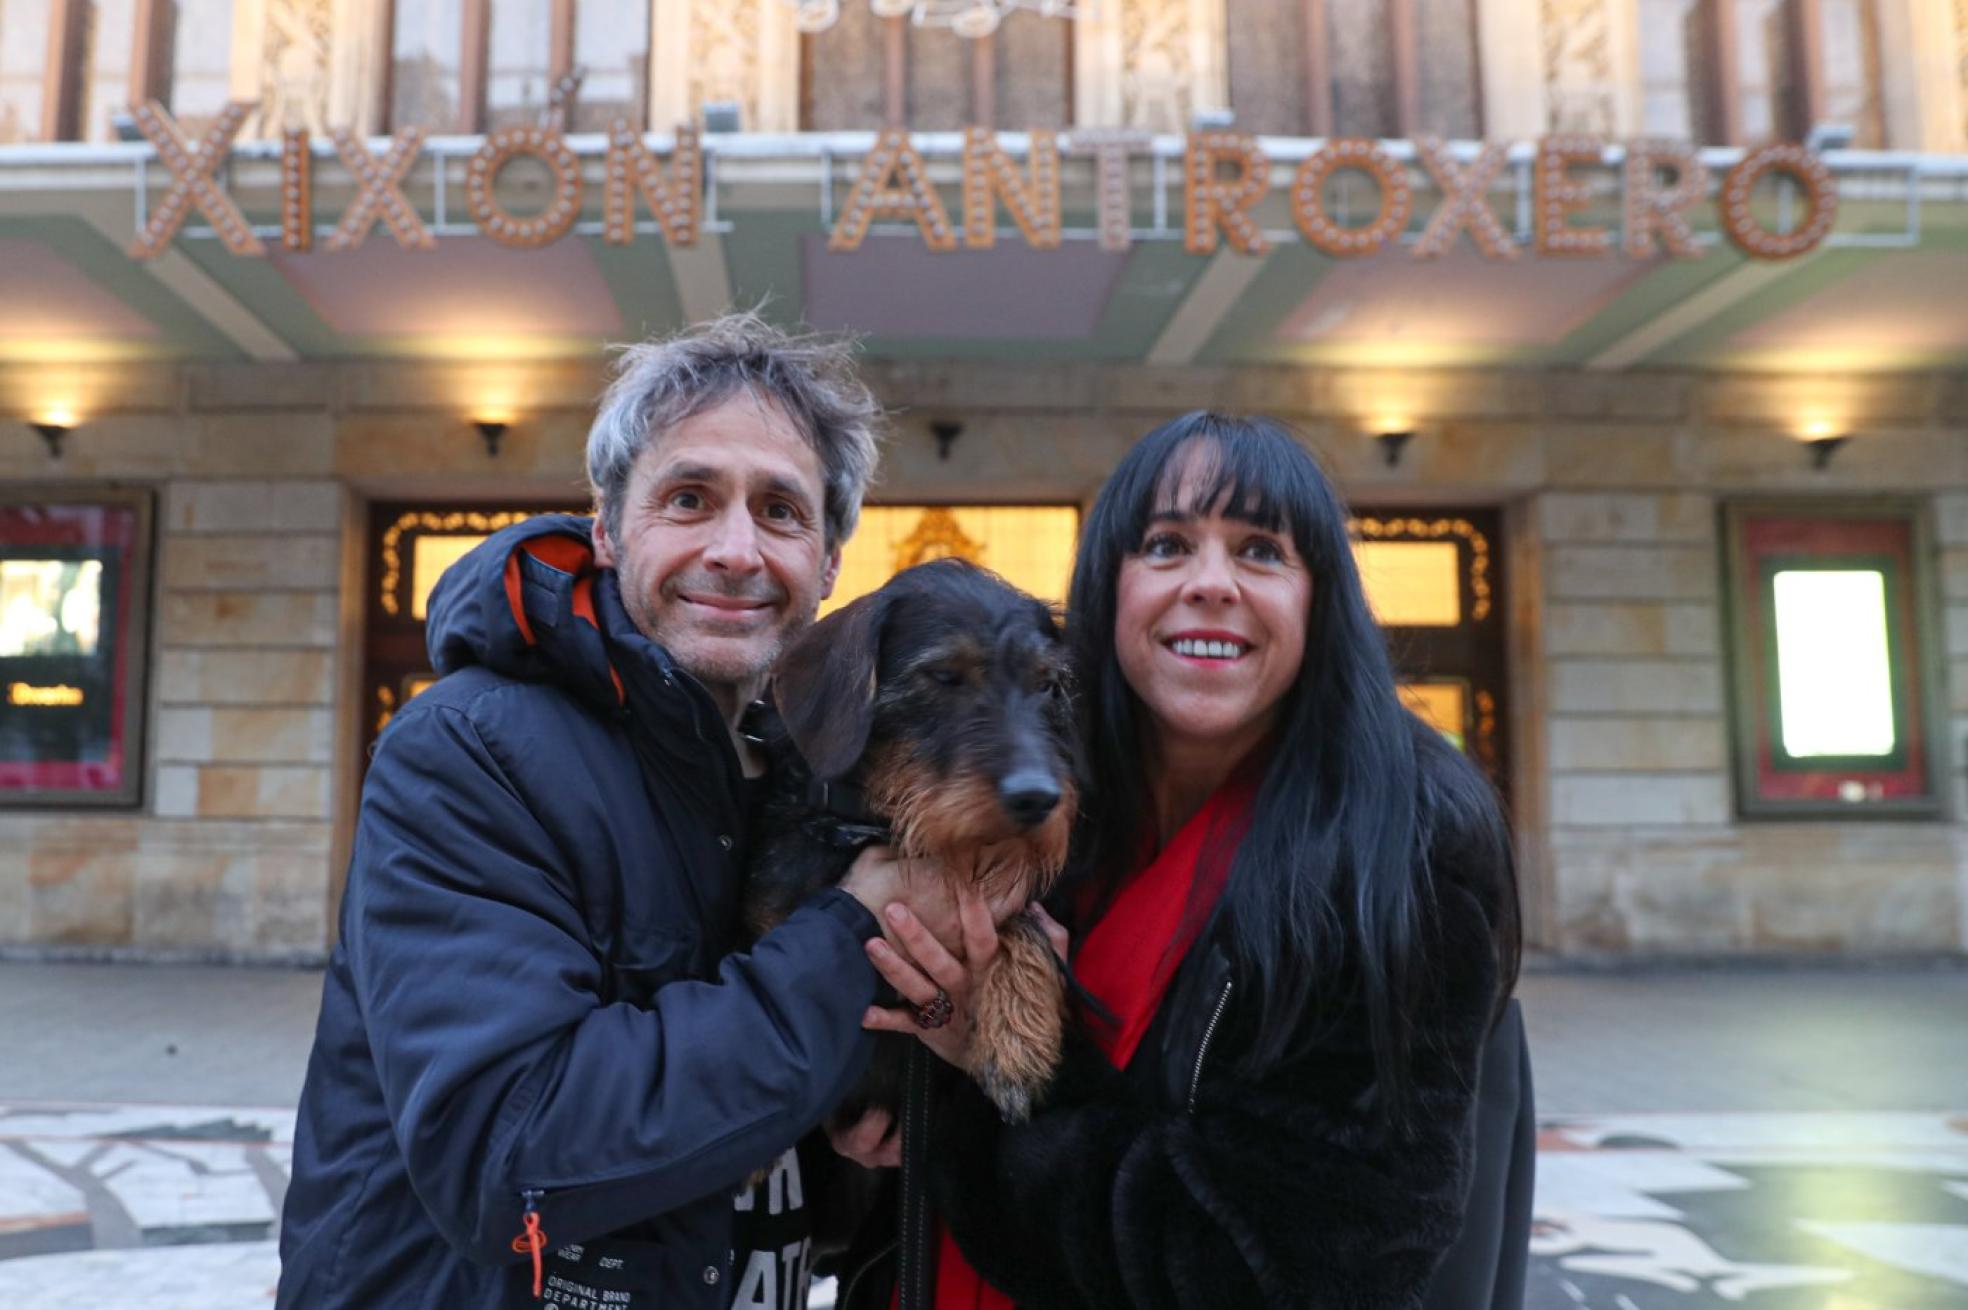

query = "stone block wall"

[0,359,1963,960]
[0,469,347,960]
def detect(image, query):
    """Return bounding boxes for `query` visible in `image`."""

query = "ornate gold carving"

[893,509,985,572]
[1350,516,1493,622]
[378,510,540,616]
[375,683,396,736]
[1541,0,1620,135]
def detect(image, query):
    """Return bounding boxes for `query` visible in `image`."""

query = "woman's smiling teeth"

[1168,637,1251,660]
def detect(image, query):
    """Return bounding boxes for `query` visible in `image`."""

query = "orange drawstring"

[512,1195,547,1298]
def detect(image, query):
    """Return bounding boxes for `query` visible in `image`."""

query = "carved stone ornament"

[1540,0,1620,135]
[257,0,334,137]
[1120,0,1196,133]
[893,508,985,571]
[690,0,766,130]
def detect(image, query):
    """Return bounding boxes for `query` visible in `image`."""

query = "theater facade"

[2,0,1966,962]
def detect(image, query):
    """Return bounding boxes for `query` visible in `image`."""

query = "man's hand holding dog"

[839,845,1026,956]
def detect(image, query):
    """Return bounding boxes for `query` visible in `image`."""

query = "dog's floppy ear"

[771,589,892,779]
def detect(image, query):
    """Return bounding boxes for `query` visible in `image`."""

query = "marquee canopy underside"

[4,137,1968,375]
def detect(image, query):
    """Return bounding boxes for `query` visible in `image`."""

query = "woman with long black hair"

[859,411,1527,1308]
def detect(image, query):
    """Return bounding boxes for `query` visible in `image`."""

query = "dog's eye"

[923,667,965,688]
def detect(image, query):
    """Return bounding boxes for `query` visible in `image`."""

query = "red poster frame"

[1722,502,1946,820]
[0,490,154,808]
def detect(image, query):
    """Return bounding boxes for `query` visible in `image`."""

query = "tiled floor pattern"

[2,1102,1964,1307]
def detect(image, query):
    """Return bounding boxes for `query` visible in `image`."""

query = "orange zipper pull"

[512,1190,547,1298]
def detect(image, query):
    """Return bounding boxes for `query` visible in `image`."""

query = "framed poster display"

[1721,501,1947,820]
[0,489,154,807]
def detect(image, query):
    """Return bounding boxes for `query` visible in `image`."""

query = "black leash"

[793,756,938,1308]
[895,1041,936,1310]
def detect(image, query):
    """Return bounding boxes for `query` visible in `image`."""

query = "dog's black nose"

[999,772,1062,827]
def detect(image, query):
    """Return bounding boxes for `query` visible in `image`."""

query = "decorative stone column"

[1534,0,1642,136]
[1073,0,1229,133]
[648,0,801,134]
[228,0,390,139]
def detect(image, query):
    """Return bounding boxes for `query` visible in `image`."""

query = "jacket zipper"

[1186,979,1234,1113]
[837,1237,900,1308]
[513,1188,547,1299]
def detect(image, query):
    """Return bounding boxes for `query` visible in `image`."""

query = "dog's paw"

[973,1062,1036,1123]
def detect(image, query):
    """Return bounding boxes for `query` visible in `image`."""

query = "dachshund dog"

[746,558,1078,1125]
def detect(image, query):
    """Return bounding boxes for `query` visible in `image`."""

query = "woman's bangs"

[1143,428,1307,542]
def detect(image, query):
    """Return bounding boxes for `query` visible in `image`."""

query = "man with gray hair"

[278,314,948,1310]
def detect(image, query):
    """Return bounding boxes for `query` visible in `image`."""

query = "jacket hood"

[425,514,633,713]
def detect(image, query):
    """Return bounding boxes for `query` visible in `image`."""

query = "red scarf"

[918,766,1259,1310]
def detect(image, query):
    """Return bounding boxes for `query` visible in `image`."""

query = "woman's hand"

[862,897,1070,1072]
[862,886,1000,1069]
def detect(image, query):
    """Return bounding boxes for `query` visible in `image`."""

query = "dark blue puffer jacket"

[277,514,881,1309]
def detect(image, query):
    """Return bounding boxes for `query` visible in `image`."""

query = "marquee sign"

[122,99,1842,265]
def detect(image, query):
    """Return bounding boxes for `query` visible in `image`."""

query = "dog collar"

[802,776,893,848]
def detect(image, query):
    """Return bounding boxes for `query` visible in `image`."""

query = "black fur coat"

[923,853,1508,1309]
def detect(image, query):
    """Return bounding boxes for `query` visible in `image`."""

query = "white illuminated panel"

[1771,569,1896,758]
[0,560,102,656]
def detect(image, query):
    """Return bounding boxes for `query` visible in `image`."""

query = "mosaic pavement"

[2,1102,1964,1307]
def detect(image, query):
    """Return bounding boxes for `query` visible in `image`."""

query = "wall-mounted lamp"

[1375,430,1415,468]
[930,420,963,462]
[1804,433,1848,471]
[474,419,509,458]
[30,420,72,459]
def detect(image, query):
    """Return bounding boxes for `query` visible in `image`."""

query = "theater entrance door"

[1350,508,1511,802]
